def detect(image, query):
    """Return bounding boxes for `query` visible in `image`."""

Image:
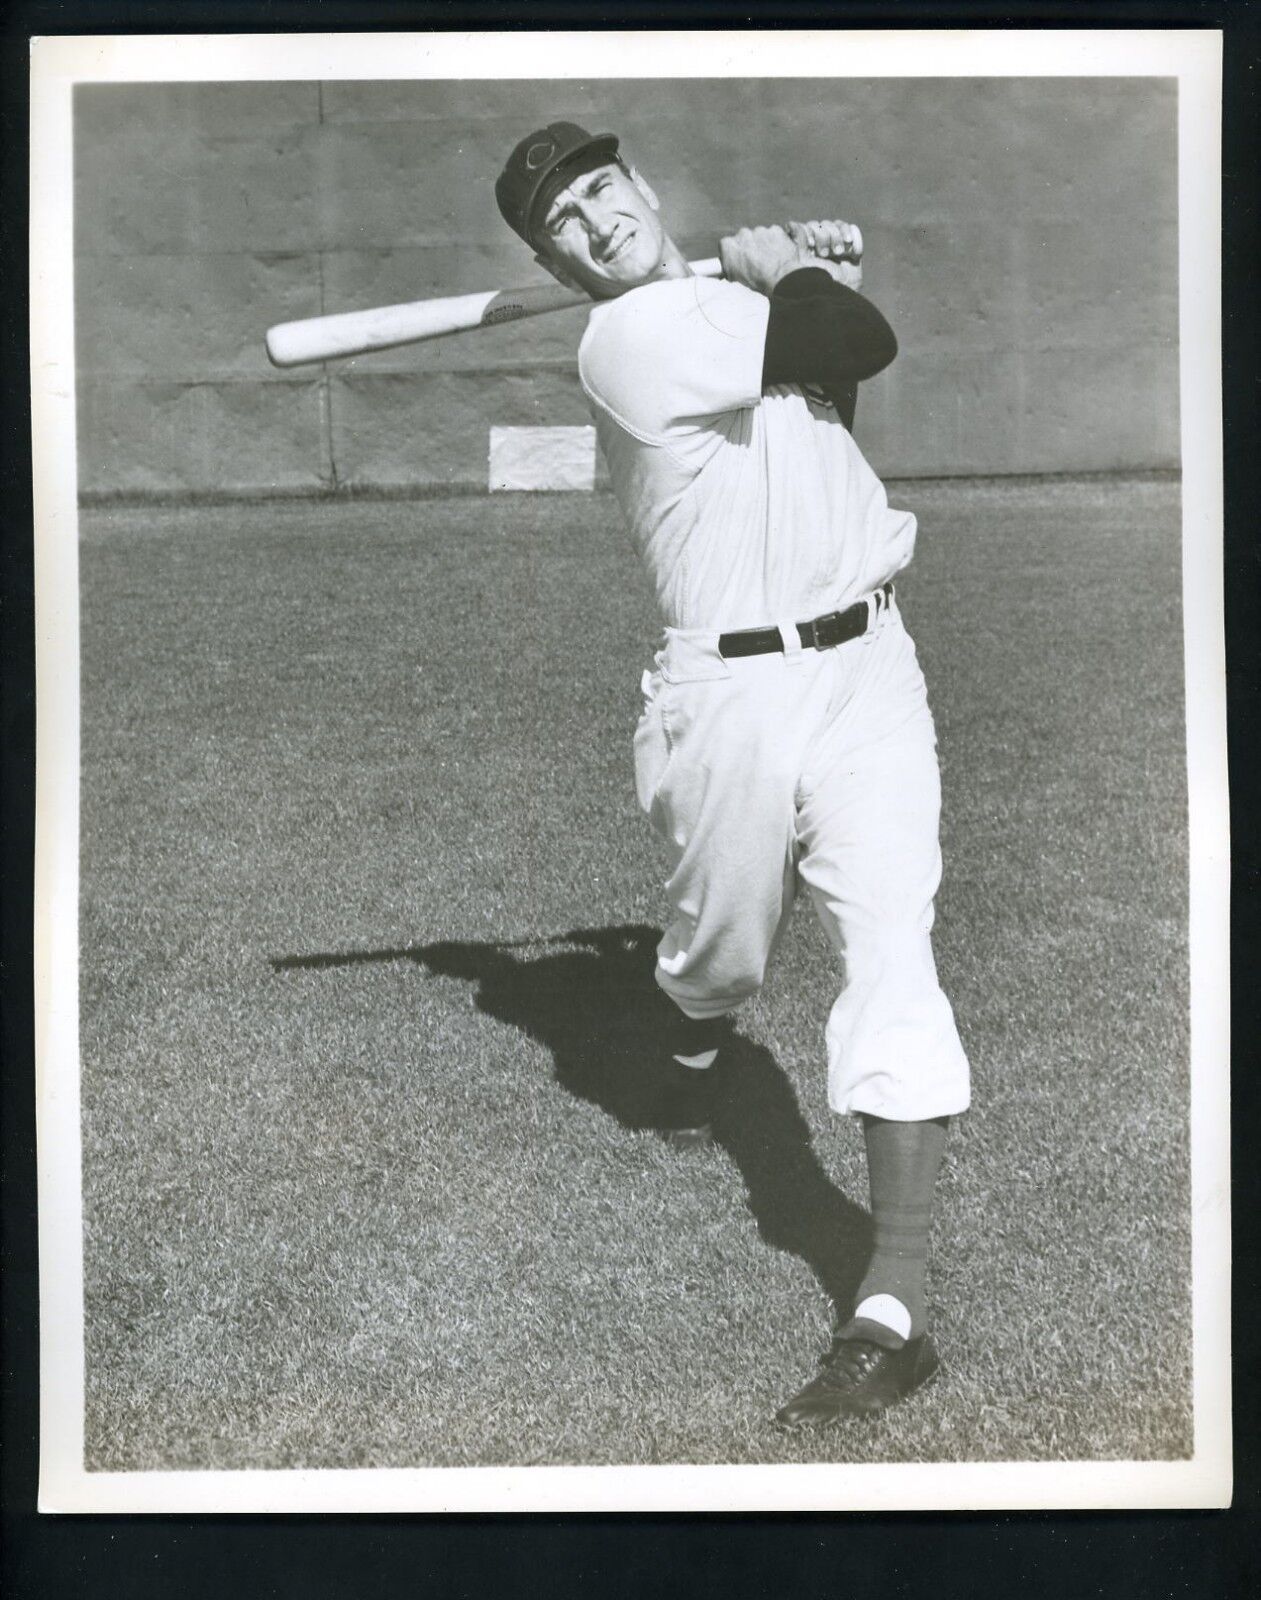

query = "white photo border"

[31,26,1230,1514]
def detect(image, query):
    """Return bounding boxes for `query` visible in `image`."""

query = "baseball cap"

[496,121,621,246]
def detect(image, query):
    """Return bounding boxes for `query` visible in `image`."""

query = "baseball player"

[496,122,970,1424]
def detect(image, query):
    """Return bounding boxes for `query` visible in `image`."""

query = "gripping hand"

[786,219,864,291]
[719,224,813,296]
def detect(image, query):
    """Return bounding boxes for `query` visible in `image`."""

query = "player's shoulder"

[583,276,762,353]
[579,278,766,404]
[579,275,769,441]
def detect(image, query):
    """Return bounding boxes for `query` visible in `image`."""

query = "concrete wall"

[74,78,1179,498]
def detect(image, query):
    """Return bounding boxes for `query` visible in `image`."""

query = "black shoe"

[775,1333,940,1426]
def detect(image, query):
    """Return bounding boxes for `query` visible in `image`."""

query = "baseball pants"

[633,592,970,1121]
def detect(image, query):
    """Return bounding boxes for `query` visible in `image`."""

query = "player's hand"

[800,219,863,264]
[719,224,812,296]
[787,219,864,291]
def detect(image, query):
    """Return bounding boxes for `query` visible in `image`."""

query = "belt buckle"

[808,611,844,650]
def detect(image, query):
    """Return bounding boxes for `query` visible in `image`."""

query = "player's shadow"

[272,923,870,1315]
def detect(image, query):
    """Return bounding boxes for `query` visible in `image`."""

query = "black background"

[2,2,1257,1595]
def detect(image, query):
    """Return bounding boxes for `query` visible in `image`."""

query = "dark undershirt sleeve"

[761,267,898,428]
[829,380,859,434]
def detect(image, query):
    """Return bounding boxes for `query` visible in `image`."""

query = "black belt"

[718,583,894,659]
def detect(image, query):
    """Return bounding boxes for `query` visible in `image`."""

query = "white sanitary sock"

[852,1293,912,1341]
[672,1049,719,1070]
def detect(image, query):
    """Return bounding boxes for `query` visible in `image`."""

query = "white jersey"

[578,275,918,633]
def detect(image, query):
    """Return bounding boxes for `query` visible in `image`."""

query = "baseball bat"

[265,257,724,368]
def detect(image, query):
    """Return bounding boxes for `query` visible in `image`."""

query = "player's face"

[536,163,670,297]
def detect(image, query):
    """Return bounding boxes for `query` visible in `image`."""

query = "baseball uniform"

[578,273,970,1121]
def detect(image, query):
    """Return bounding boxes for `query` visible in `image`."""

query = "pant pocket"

[633,674,672,815]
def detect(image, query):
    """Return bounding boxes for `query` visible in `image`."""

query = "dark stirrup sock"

[670,1010,731,1069]
[844,1114,949,1343]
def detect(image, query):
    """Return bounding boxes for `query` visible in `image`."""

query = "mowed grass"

[78,477,1191,1470]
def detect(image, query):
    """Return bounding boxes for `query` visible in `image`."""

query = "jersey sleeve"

[579,278,770,445]
[761,267,898,388]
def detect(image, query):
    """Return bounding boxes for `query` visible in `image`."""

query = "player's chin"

[586,240,658,295]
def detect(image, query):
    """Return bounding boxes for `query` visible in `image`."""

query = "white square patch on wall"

[488,425,597,491]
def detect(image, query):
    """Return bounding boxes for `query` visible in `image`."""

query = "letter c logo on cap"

[525,140,555,170]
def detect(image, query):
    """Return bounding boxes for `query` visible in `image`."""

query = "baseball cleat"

[774,1332,940,1426]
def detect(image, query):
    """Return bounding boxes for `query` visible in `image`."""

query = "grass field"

[77,476,1191,1470]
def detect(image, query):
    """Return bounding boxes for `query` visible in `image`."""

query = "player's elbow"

[855,323,897,381]
[817,320,896,385]
[819,295,898,383]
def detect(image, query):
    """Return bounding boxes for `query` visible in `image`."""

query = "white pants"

[633,595,970,1121]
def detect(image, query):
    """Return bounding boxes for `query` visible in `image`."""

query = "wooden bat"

[265,257,724,367]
